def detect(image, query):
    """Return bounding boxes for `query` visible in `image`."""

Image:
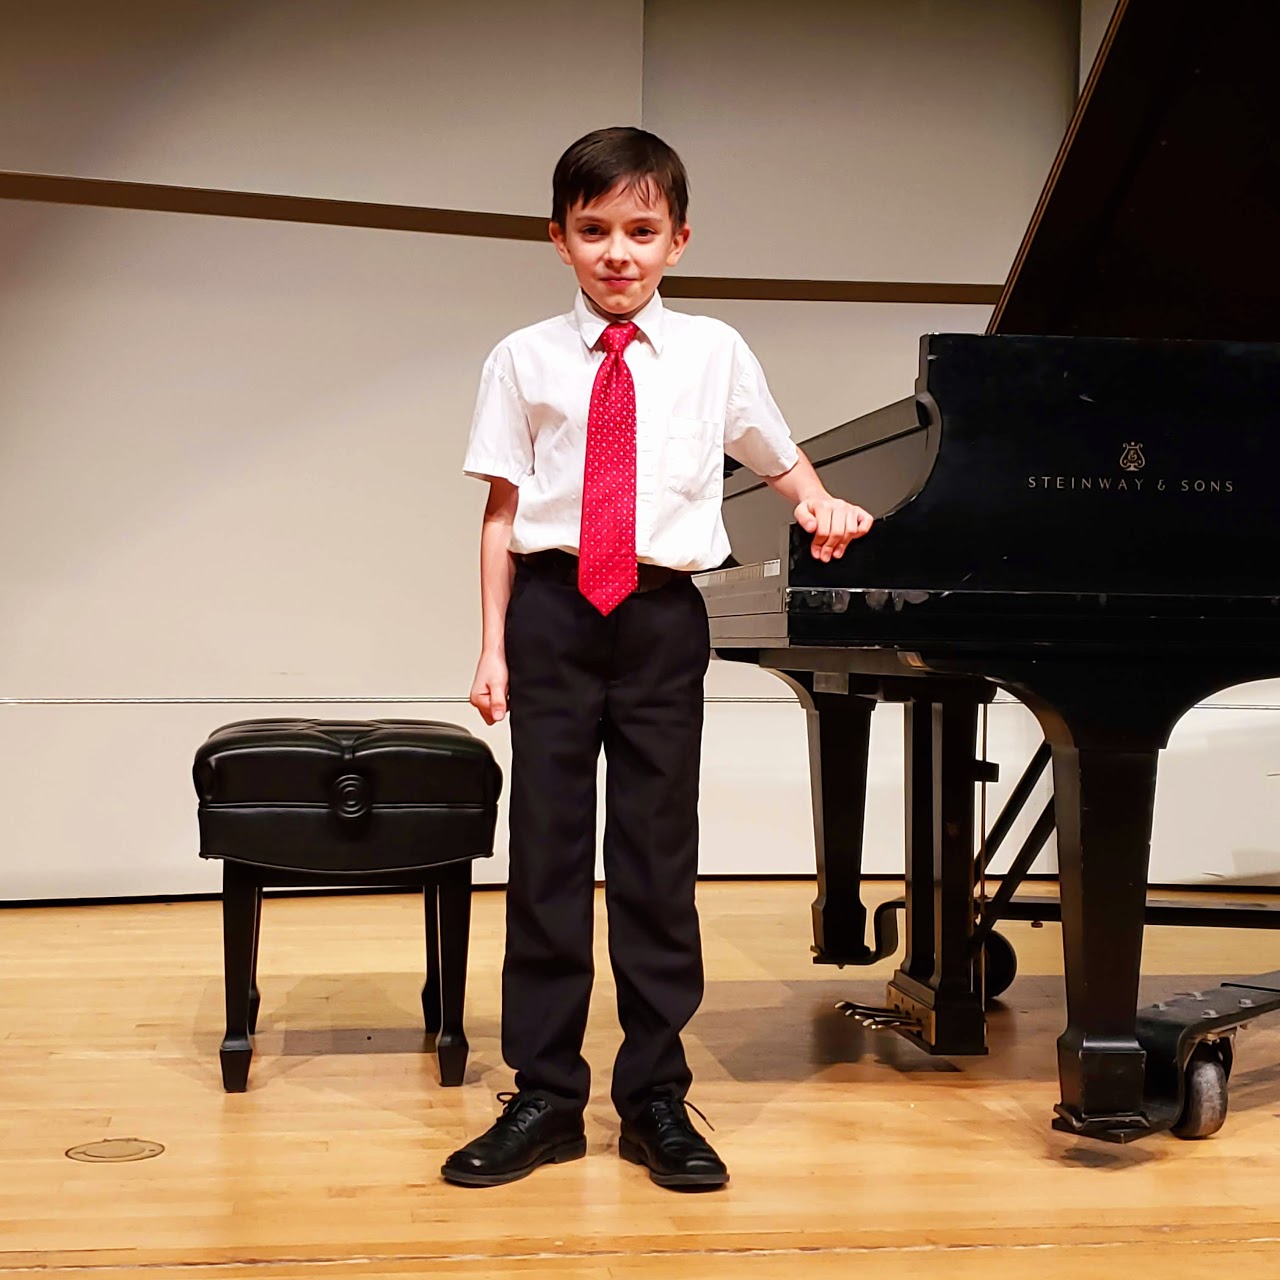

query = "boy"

[446,127,872,1191]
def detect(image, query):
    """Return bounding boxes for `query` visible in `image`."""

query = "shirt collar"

[573,289,666,355]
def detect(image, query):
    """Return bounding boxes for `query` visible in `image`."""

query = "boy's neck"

[581,287,658,325]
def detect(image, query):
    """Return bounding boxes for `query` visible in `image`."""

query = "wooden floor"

[2,882,1280,1278]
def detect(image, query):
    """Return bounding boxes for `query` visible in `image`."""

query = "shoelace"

[647,1094,715,1133]
[494,1091,548,1132]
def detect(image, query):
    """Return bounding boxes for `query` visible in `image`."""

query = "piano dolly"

[1130,974,1280,1141]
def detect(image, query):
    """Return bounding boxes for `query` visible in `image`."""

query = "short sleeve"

[723,336,799,478]
[462,345,534,485]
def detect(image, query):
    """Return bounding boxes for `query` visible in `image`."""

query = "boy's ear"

[548,220,573,265]
[666,223,691,267]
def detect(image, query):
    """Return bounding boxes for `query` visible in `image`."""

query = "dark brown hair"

[551,126,689,229]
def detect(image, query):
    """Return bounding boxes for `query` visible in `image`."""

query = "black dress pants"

[502,557,710,1121]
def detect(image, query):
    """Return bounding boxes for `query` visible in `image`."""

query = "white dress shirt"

[462,290,799,572]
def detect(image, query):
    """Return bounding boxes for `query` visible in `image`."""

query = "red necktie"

[579,321,639,615]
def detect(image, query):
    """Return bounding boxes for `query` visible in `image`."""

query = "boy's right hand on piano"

[794,496,874,562]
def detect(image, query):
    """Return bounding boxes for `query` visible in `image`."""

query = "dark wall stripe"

[0,169,1002,305]
[663,277,1001,306]
[0,169,550,240]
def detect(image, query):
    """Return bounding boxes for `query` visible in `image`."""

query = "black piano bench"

[192,718,502,1093]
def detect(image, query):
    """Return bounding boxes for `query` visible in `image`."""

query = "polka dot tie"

[579,321,639,615]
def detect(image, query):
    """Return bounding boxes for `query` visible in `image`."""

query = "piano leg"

[886,692,988,1055]
[784,678,877,965]
[1050,743,1158,1141]
[898,699,935,985]
[991,659,1250,1141]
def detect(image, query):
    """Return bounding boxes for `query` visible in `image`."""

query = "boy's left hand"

[795,497,874,561]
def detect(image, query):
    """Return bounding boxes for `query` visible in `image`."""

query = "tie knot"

[600,322,639,355]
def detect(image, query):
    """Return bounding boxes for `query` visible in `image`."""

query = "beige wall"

[2,0,1276,901]
[1079,0,1119,89]
[644,0,1079,282]
[0,203,565,703]
[0,0,643,213]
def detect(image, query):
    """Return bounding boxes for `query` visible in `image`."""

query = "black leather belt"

[516,549,687,594]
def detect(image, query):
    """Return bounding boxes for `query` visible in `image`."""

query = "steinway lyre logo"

[1028,437,1233,494]
[1119,442,1146,472]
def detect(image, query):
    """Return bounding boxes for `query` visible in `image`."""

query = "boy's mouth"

[602,276,636,288]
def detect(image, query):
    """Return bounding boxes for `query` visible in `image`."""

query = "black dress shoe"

[441,1092,586,1187]
[619,1092,729,1190]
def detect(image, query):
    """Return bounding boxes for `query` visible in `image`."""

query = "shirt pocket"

[664,416,722,502]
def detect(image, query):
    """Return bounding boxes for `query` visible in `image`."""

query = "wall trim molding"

[0,169,1001,305]
[2,696,1274,711]
[0,695,797,706]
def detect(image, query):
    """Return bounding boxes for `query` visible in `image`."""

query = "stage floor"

[2,881,1279,1278]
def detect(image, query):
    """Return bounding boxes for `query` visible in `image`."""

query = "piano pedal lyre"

[835,1000,924,1035]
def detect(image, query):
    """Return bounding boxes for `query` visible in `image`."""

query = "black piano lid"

[990,0,1280,342]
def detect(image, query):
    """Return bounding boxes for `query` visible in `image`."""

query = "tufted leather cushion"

[194,718,502,874]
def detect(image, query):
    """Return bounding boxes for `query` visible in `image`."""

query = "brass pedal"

[835,1000,924,1034]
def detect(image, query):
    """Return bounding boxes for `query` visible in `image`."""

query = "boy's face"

[549,179,690,322]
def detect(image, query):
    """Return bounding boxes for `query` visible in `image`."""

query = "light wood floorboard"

[1,882,1279,1276]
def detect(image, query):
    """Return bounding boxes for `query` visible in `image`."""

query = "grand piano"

[697,0,1280,1142]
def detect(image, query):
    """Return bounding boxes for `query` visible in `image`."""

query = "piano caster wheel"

[1171,1046,1229,1140]
[982,930,1018,1002]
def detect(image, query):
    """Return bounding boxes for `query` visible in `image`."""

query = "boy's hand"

[795,497,874,562]
[470,652,510,725]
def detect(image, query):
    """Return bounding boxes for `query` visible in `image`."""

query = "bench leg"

[421,883,442,1035]
[435,860,472,1086]
[220,861,258,1092]
[248,881,263,1035]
